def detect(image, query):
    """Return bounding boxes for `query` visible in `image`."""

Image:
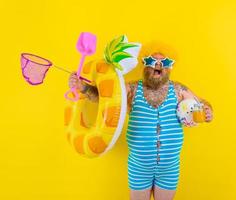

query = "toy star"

[161,58,174,68]
[143,56,157,67]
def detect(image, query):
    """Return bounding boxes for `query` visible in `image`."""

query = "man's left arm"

[174,82,213,122]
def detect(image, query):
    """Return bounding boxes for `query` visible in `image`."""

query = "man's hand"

[68,71,98,102]
[181,120,197,127]
[68,71,86,92]
[201,100,213,122]
[174,81,213,123]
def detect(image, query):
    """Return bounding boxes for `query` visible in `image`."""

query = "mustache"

[143,68,170,89]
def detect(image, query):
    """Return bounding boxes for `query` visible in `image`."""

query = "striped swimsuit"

[126,80,184,190]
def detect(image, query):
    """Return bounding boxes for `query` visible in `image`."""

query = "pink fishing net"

[21,53,52,85]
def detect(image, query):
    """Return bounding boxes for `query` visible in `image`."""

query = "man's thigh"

[130,187,153,200]
[153,185,176,200]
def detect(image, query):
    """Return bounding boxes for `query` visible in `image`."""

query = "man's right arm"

[125,81,138,114]
[68,72,98,102]
[83,81,138,108]
[80,82,99,102]
[69,72,139,108]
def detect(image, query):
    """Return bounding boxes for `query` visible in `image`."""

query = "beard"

[143,68,170,90]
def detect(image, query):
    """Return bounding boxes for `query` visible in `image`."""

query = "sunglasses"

[142,56,175,68]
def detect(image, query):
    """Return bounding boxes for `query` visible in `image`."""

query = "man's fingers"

[205,114,213,122]
[69,72,78,79]
[183,121,197,127]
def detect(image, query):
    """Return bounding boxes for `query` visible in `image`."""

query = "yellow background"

[0,0,236,199]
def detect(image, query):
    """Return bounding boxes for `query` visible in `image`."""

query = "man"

[69,52,213,200]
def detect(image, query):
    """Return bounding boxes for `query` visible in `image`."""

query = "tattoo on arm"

[81,83,99,102]
[199,98,213,110]
[174,81,199,102]
[127,81,138,113]
[86,86,99,102]
[180,84,188,92]
[174,82,188,102]
[174,81,213,110]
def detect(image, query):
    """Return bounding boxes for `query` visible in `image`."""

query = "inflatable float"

[64,35,141,158]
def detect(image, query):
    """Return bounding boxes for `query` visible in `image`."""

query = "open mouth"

[154,69,162,75]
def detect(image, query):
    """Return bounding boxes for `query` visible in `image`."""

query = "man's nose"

[155,62,162,69]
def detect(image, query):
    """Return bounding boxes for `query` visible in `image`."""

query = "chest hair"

[143,84,169,108]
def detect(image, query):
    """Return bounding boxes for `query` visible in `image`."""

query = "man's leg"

[128,160,155,200]
[154,161,179,200]
[130,187,153,200]
[153,186,176,200]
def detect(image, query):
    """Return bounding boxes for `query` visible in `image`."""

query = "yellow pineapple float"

[64,35,141,158]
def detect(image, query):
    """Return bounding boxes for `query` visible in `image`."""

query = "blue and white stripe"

[126,80,183,190]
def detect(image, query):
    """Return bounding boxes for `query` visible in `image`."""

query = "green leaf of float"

[111,43,138,56]
[112,51,132,63]
[108,35,125,53]
[104,39,118,63]
[104,45,111,63]
[104,35,127,64]
[105,43,114,63]
[113,62,124,71]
